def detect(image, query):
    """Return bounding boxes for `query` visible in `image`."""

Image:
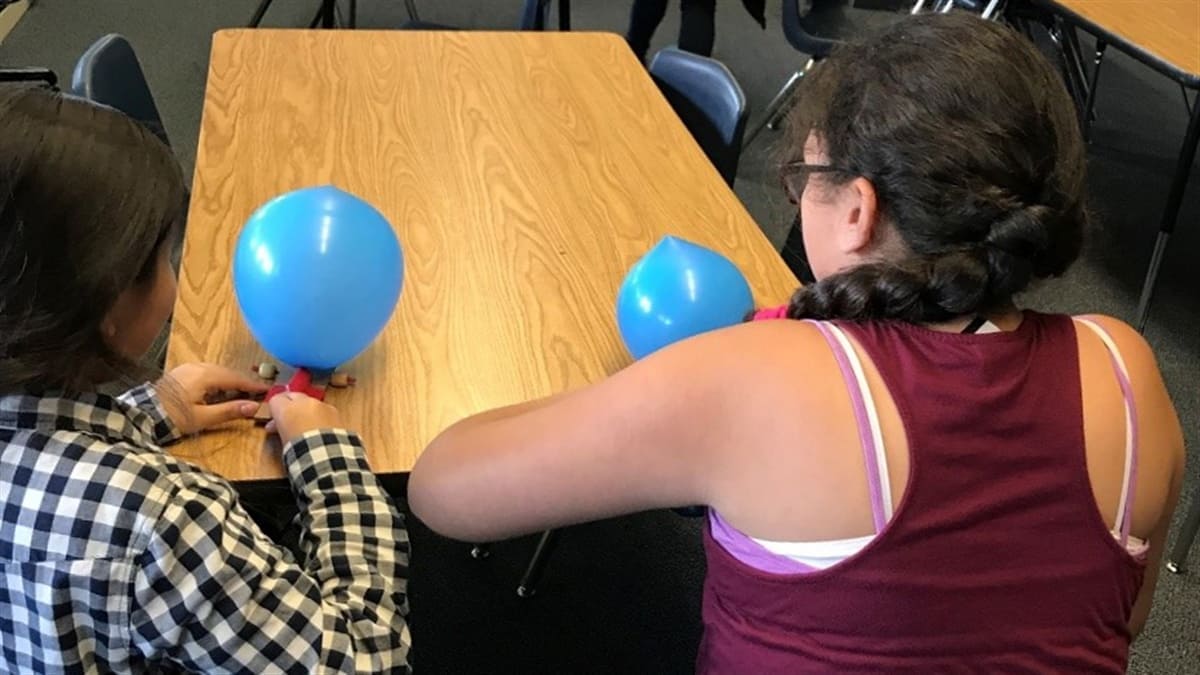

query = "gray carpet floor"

[2,1,1197,672]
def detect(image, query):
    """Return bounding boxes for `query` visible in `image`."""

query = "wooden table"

[166,29,798,482]
[1035,0,1199,85]
[1022,0,1200,333]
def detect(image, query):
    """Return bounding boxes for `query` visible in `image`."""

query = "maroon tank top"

[697,312,1145,673]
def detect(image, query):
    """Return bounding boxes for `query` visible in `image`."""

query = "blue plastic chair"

[648,48,747,186]
[70,34,169,147]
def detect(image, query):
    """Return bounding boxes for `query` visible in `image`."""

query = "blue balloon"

[616,236,753,359]
[233,185,403,370]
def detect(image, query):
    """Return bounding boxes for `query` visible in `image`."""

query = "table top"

[166,29,798,482]
[1034,0,1200,84]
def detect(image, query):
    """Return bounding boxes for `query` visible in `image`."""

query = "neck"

[924,303,1023,333]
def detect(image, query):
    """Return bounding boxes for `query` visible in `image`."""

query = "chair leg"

[248,0,274,27]
[516,529,560,598]
[1167,487,1200,573]
[744,61,811,148]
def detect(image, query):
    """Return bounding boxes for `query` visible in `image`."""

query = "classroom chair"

[649,48,748,186]
[70,34,170,147]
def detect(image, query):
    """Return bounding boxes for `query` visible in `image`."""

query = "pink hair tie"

[751,305,789,321]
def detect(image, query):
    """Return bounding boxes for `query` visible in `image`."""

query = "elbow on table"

[409,433,490,542]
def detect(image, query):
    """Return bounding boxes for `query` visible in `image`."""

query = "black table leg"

[1082,39,1107,142]
[1167,486,1200,574]
[1134,90,1200,332]
[517,529,560,598]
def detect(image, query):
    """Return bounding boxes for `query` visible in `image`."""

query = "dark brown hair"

[0,85,185,394]
[783,12,1087,322]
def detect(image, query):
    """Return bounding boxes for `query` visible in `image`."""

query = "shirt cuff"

[117,383,185,446]
[282,429,372,489]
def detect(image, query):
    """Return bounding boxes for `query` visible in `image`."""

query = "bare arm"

[1080,315,1186,639]
[408,321,802,542]
[1129,457,1183,639]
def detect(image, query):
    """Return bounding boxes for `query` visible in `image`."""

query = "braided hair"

[782,12,1087,322]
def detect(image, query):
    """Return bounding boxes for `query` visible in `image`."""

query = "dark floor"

[2,1,1198,673]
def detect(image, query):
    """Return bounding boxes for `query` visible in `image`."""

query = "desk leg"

[1167,486,1200,574]
[1134,94,1200,332]
[1053,20,1089,116]
[1082,40,1107,142]
[517,529,560,598]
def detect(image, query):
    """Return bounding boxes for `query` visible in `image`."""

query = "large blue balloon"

[233,185,403,370]
[616,236,753,359]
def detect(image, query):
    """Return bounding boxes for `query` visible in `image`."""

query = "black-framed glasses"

[779,161,856,204]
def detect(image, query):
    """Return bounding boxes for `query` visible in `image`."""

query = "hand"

[158,363,270,435]
[266,392,343,445]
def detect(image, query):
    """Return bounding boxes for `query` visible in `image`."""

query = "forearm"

[134,471,411,674]
[284,430,411,660]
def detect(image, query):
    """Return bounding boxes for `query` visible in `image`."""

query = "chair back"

[71,34,169,146]
[649,48,748,186]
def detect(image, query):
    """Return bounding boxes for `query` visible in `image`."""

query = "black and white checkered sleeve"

[129,431,410,674]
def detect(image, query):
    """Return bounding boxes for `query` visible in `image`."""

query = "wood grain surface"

[167,30,798,481]
[1048,0,1200,78]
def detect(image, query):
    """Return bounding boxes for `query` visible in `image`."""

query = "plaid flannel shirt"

[0,384,411,674]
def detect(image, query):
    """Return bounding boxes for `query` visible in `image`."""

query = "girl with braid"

[410,12,1183,673]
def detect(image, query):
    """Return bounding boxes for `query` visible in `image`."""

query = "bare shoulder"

[1072,314,1158,372]
[684,319,840,396]
[622,318,845,454]
[1072,313,1184,472]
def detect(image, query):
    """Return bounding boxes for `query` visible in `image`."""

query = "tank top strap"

[806,321,892,532]
[1073,318,1139,544]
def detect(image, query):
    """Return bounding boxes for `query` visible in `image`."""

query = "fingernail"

[240,402,258,415]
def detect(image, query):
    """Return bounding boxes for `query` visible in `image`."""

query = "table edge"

[1028,0,1200,87]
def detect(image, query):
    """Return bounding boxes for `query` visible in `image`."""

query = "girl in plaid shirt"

[0,87,410,673]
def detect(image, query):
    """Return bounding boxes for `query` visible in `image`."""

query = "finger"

[192,400,261,430]
[197,364,272,393]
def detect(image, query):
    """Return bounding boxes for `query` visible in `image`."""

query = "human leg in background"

[627,0,669,62]
[678,0,717,56]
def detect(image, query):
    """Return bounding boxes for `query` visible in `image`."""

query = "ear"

[100,308,119,340]
[101,289,134,341]
[836,177,880,255]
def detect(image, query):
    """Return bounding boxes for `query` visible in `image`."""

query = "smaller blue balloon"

[615,236,754,359]
[233,185,404,370]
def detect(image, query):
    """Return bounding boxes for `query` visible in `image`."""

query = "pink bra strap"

[1074,318,1140,544]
